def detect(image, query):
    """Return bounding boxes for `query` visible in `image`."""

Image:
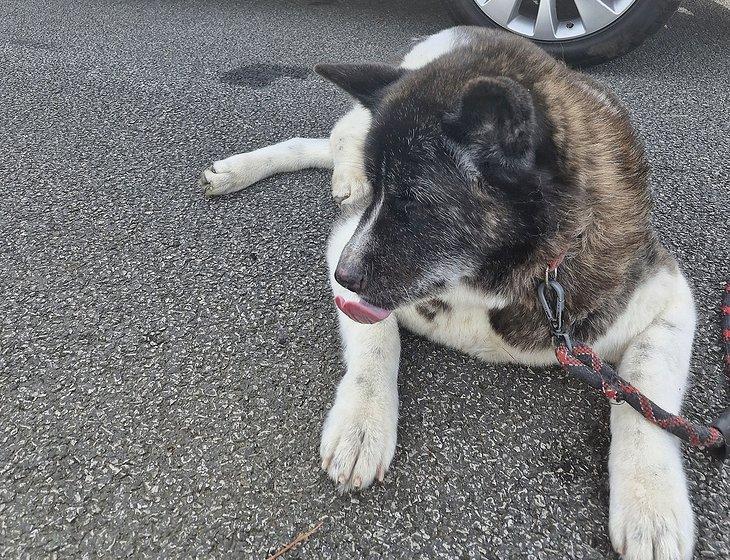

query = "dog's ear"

[442,77,537,170]
[314,63,406,109]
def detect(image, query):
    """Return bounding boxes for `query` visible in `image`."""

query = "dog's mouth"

[334,295,391,324]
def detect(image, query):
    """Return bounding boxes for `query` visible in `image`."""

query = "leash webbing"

[544,280,730,461]
[555,342,725,452]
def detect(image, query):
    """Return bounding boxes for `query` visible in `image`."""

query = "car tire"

[443,0,680,66]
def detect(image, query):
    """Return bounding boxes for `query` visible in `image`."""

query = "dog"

[200,27,697,560]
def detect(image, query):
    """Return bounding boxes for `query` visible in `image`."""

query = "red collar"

[547,250,567,273]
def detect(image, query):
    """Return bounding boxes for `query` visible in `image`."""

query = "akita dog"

[200,27,697,560]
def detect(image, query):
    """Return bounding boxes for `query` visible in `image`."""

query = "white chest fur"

[395,286,556,366]
[397,266,688,370]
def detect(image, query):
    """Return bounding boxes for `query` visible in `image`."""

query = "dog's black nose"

[334,263,367,293]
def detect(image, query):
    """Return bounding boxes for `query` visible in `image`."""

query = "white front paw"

[331,165,370,206]
[198,154,256,197]
[319,394,397,492]
[609,469,694,560]
[199,165,235,196]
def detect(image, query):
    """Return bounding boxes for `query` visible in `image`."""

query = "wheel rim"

[474,0,638,41]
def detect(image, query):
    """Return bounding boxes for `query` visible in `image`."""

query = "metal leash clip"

[537,277,573,353]
[710,408,730,461]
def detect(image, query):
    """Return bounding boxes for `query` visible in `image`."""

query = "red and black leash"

[539,277,730,461]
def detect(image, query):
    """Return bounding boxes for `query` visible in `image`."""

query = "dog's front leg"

[329,105,372,205]
[199,137,332,197]
[608,272,695,560]
[319,218,400,492]
[320,308,400,492]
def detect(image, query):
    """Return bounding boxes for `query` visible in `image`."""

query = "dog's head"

[316,60,561,323]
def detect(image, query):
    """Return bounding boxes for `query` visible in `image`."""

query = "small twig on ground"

[266,517,326,560]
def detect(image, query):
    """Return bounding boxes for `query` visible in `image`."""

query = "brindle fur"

[321,29,674,350]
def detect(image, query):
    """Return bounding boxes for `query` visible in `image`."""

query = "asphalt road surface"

[1,1,728,558]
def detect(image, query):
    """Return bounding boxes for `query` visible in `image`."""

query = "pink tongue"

[334,295,391,324]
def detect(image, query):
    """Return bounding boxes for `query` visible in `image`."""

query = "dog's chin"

[334,295,392,324]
